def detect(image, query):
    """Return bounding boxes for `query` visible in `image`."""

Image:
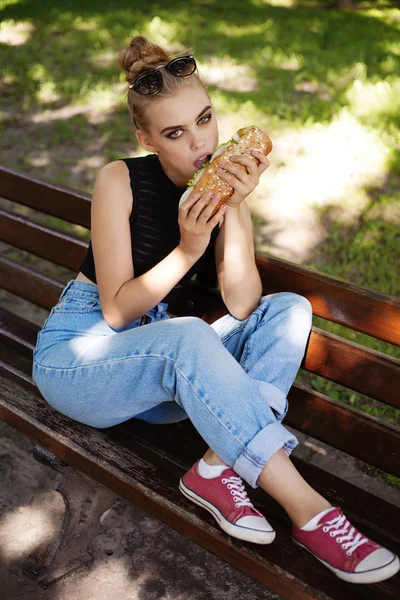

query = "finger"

[180,191,202,212]
[229,154,258,177]
[189,191,214,220]
[218,157,257,185]
[198,192,222,220]
[207,202,227,227]
[217,163,248,188]
[252,149,270,173]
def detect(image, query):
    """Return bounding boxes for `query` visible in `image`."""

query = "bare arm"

[91,161,199,329]
[215,201,262,321]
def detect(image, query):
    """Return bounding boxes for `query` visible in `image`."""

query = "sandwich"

[179,126,273,217]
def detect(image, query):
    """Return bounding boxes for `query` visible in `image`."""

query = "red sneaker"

[292,507,400,584]
[179,461,275,544]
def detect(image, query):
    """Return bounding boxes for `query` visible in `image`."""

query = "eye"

[166,113,212,139]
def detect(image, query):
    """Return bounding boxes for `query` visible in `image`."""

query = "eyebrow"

[160,105,212,134]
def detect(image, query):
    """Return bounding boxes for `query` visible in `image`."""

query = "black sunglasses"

[128,55,197,96]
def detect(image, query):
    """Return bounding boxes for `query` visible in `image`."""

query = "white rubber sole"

[292,538,400,584]
[179,478,276,545]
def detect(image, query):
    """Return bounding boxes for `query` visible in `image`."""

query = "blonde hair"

[117,36,208,133]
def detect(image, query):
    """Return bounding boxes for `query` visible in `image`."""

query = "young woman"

[32,36,399,584]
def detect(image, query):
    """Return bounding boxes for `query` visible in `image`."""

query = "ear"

[136,129,157,154]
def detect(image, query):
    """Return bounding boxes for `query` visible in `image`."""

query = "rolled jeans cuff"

[252,379,288,422]
[233,422,299,489]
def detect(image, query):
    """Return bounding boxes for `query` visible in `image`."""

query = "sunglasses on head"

[128,55,197,96]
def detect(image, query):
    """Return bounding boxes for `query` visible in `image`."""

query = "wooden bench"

[1,164,399,599]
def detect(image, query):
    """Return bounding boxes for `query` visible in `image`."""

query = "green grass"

[1,1,399,481]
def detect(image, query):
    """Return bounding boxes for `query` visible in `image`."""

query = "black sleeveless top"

[79,154,219,305]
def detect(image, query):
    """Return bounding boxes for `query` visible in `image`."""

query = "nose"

[190,132,206,152]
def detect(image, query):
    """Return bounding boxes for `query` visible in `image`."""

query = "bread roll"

[179,126,273,217]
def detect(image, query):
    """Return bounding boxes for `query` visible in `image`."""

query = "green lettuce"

[186,137,236,189]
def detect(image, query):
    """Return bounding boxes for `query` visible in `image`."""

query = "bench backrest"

[1,165,399,484]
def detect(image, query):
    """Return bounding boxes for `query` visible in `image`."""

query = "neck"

[158,155,187,190]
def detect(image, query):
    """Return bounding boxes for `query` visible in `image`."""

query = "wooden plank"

[0,257,64,310]
[0,306,38,356]
[255,253,400,346]
[0,166,91,228]
[1,373,399,600]
[0,208,87,271]
[305,327,400,409]
[0,359,35,389]
[286,385,400,478]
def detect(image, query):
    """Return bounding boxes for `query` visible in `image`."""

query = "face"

[136,84,219,189]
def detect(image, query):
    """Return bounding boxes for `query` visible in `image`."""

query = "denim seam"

[53,313,101,317]
[33,352,177,371]
[242,337,253,370]
[219,323,247,344]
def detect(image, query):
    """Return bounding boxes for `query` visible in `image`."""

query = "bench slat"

[0,209,87,271]
[1,373,398,600]
[0,257,63,310]
[0,166,90,228]
[256,253,400,347]
[286,385,400,478]
[305,327,400,409]
[0,306,38,356]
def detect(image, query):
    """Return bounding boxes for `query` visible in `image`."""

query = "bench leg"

[24,445,115,589]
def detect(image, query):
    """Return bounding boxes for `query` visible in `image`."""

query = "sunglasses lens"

[135,71,162,95]
[131,57,196,95]
[169,57,196,77]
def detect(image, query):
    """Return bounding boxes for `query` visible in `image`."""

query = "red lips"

[193,153,212,169]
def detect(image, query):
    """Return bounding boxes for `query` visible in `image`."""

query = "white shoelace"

[221,475,254,509]
[323,513,368,556]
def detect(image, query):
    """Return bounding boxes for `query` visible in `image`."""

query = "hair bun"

[117,35,170,85]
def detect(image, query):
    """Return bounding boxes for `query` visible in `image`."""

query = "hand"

[217,149,270,209]
[178,190,226,259]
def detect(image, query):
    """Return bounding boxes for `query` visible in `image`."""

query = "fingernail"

[253,149,261,154]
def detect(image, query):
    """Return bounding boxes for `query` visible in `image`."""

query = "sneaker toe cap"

[236,515,274,532]
[356,548,396,573]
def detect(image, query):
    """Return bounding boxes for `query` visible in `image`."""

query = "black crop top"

[79,153,219,305]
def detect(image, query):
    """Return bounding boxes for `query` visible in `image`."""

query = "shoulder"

[94,160,133,216]
[97,159,130,180]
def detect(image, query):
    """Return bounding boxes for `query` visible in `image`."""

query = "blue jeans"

[32,280,312,488]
